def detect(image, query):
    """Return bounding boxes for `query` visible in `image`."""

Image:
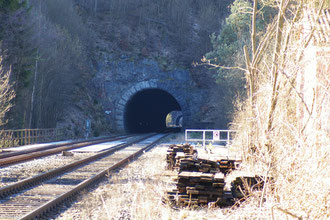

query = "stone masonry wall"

[94,56,206,132]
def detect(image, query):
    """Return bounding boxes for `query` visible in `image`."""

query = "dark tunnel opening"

[124,89,182,133]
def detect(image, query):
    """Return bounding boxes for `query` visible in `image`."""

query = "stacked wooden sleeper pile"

[179,158,220,173]
[174,171,226,206]
[165,144,266,207]
[179,158,238,174]
[165,144,236,207]
[166,143,195,170]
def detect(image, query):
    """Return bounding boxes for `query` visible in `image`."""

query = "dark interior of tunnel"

[124,89,181,133]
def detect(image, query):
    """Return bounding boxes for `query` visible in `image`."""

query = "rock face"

[79,1,234,133]
[95,57,206,132]
[0,0,235,136]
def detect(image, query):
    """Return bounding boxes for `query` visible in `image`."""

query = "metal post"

[19,130,22,145]
[202,130,205,147]
[33,129,35,144]
[185,130,187,142]
[28,129,30,145]
[24,129,27,145]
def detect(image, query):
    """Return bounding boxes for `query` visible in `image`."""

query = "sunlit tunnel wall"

[165,111,183,128]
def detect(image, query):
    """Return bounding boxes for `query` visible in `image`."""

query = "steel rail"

[0,134,135,167]
[18,133,168,220]
[0,134,154,199]
[0,134,131,159]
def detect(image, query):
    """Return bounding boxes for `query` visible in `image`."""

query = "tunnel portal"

[124,89,181,133]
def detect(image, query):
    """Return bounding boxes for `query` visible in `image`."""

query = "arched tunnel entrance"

[124,89,182,133]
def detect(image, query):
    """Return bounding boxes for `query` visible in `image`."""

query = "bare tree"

[0,56,15,126]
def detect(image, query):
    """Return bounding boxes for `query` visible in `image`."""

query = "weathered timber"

[232,174,266,199]
[164,144,262,208]
[167,171,228,207]
[166,143,196,170]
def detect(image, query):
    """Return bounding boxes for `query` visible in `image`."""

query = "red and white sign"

[213,131,220,141]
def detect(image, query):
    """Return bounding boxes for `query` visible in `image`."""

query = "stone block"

[116,119,124,127]
[118,99,126,106]
[135,83,143,91]
[115,114,123,120]
[116,102,125,110]
[116,125,125,132]
[139,81,147,89]
[129,87,137,94]
[149,80,157,87]
[145,81,152,88]
[121,93,130,101]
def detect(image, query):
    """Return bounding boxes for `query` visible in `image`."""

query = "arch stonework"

[115,79,191,132]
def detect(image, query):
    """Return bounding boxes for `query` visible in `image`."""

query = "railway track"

[0,134,135,167]
[0,133,168,219]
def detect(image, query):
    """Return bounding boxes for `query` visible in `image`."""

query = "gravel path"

[0,153,95,188]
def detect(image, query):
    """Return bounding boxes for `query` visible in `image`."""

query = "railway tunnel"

[124,89,182,133]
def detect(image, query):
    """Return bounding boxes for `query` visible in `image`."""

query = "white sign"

[213,131,220,141]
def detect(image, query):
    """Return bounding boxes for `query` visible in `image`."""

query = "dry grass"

[0,56,15,132]
[229,65,329,218]
[227,3,330,219]
[231,107,329,219]
[58,142,265,220]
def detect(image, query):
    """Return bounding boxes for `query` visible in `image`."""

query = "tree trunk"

[267,0,287,134]
[29,0,42,129]
[94,0,98,14]
[29,48,38,128]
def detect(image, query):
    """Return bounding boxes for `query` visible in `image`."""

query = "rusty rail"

[0,134,144,199]
[0,133,167,219]
[21,134,167,220]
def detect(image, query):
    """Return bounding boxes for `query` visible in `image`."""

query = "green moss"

[21,69,33,87]
[0,0,26,12]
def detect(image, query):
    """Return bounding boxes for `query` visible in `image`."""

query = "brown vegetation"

[0,55,16,148]
[228,0,329,219]
[0,56,15,127]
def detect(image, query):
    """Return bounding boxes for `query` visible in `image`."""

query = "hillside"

[1,0,329,219]
[0,0,234,135]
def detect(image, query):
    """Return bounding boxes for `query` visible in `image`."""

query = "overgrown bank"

[225,0,329,219]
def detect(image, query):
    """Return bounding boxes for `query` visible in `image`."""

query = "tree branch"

[196,57,247,72]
